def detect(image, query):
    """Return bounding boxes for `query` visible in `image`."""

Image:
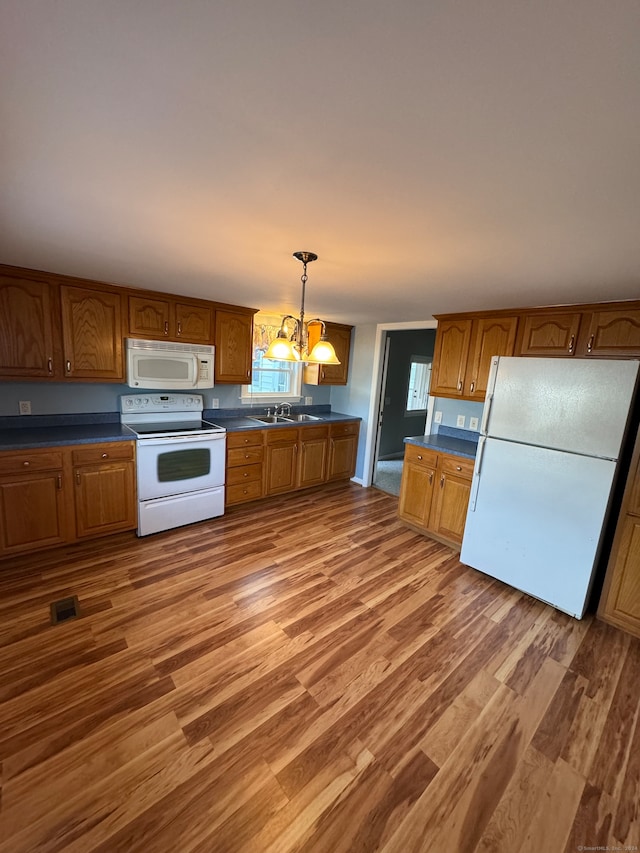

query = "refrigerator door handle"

[468,435,486,512]
[480,393,493,435]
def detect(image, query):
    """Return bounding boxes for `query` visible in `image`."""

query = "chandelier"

[263,252,340,364]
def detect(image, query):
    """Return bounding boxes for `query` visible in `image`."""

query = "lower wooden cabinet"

[225,430,264,506]
[0,441,137,558]
[398,443,474,547]
[598,425,640,638]
[327,422,360,481]
[72,443,137,538]
[0,450,72,555]
[226,420,359,506]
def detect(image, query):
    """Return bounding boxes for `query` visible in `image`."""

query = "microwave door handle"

[192,354,200,387]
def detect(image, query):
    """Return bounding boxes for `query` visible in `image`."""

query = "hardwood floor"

[0,481,639,852]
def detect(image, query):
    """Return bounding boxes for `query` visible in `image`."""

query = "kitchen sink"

[249,415,291,424]
[282,413,322,422]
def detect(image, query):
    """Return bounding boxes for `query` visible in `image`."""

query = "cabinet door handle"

[247,370,250,378]
[65,360,71,373]
[470,381,475,393]
[75,472,81,485]
[587,334,594,353]
[568,334,575,354]
[177,322,182,336]
[164,321,169,335]
[428,472,433,485]
[440,474,445,488]
[47,357,53,374]
[57,475,63,490]
[457,379,462,392]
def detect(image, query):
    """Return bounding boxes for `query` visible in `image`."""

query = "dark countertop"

[0,410,361,450]
[207,411,361,431]
[404,432,478,460]
[0,424,136,451]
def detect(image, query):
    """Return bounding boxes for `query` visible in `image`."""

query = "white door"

[484,357,638,459]
[461,436,617,618]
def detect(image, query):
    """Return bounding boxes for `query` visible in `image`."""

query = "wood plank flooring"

[0,481,639,852]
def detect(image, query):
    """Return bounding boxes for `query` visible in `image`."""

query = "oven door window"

[157,448,211,482]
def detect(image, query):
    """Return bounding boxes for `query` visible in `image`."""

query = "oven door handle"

[138,433,225,445]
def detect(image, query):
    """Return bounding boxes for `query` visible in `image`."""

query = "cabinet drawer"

[265,427,299,445]
[226,429,263,449]
[300,425,329,441]
[439,454,474,479]
[71,442,135,466]
[226,480,262,504]
[330,421,359,437]
[0,450,64,474]
[404,444,438,469]
[226,463,262,486]
[227,446,263,466]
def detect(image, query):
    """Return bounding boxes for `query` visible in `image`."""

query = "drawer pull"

[245,454,250,459]
[456,465,462,471]
[417,454,422,461]
[243,472,249,478]
[102,453,108,458]
[23,460,30,467]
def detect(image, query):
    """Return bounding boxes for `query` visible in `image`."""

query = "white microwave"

[126,338,215,390]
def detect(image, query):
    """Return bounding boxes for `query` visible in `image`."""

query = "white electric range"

[120,393,226,536]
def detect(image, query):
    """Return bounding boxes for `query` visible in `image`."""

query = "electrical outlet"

[19,401,31,415]
[211,398,220,409]
[434,411,442,424]
[469,416,479,431]
[456,414,466,428]
[305,396,313,405]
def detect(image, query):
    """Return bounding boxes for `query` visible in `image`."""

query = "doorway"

[372,327,437,496]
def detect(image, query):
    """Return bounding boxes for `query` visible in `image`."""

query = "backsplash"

[432,397,484,432]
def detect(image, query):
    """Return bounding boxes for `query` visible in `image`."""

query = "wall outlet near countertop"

[456,414,466,428]
[305,396,313,405]
[434,410,442,424]
[19,401,32,415]
[211,398,220,409]
[469,416,479,431]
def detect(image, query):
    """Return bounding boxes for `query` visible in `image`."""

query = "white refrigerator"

[460,357,639,618]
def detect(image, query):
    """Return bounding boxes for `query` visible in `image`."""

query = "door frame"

[362,320,438,487]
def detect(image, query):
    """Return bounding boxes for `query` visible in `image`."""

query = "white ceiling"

[1,1,639,325]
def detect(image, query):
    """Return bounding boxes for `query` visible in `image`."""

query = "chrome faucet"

[275,402,291,417]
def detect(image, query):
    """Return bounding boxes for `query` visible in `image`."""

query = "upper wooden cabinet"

[0,264,258,385]
[128,294,213,344]
[431,315,517,400]
[433,299,640,400]
[214,309,254,384]
[515,311,582,357]
[60,286,124,381]
[579,306,640,357]
[303,322,353,386]
[0,273,60,378]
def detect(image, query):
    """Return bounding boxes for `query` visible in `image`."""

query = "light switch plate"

[19,401,31,415]
[469,416,479,431]
[434,411,442,424]
[211,398,220,408]
[456,414,466,428]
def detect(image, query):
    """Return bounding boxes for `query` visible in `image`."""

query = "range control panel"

[119,394,204,415]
